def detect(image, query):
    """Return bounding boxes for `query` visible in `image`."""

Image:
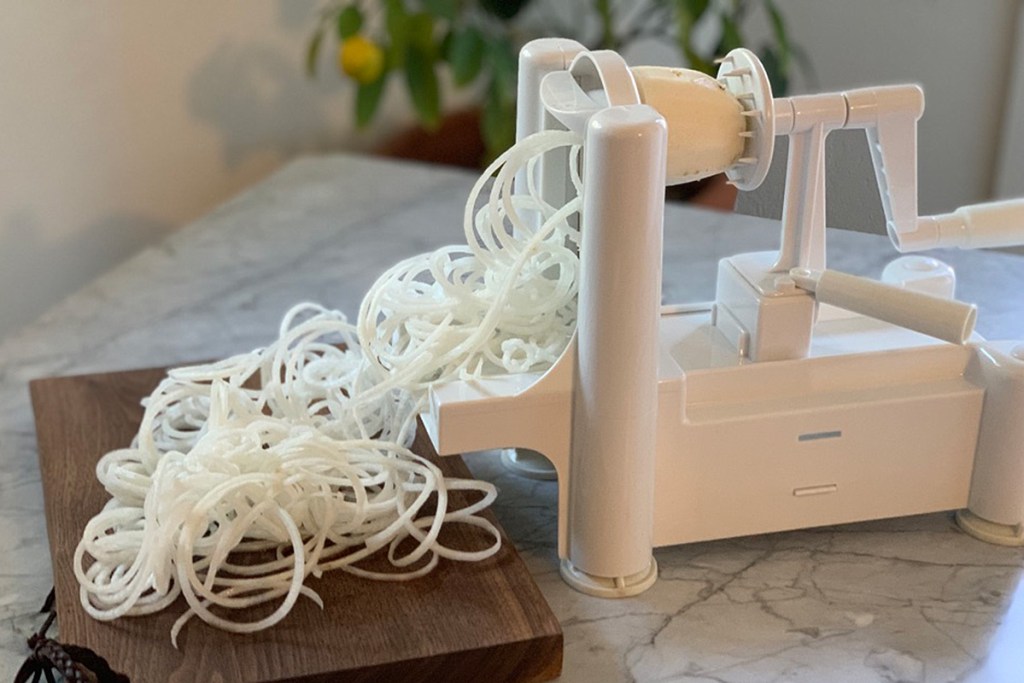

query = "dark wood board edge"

[28,367,563,683]
[272,634,564,683]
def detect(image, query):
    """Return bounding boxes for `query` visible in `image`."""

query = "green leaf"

[386,0,410,66]
[479,0,532,20]
[719,13,743,53]
[405,46,441,128]
[486,38,518,96]
[439,28,454,60]
[355,72,388,127]
[765,0,791,75]
[482,79,516,162]
[675,0,714,74]
[407,12,436,53]
[479,40,517,155]
[386,0,407,26]
[759,46,788,97]
[423,0,457,21]
[687,51,715,75]
[448,27,485,86]
[305,26,325,77]
[336,5,363,40]
[681,0,710,20]
[595,0,616,50]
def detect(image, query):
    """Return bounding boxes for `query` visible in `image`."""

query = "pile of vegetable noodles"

[74,130,584,645]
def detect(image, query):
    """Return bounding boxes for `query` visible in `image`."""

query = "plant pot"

[376,109,486,170]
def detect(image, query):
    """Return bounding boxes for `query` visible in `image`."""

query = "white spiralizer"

[421,38,1024,598]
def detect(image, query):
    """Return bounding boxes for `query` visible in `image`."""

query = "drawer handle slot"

[794,484,838,497]
[798,430,842,442]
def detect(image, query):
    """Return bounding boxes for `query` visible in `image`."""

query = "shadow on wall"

[736,132,1024,256]
[277,0,320,30]
[0,212,171,340]
[187,39,343,169]
[735,130,887,235]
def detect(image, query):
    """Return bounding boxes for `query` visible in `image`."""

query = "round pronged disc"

[717,48,775,191]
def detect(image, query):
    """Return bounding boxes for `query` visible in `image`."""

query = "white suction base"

[500,448,557,480]
[559,558,658,598]
[956,510,1024,547]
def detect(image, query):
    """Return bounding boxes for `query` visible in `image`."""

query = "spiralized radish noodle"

[74,130,584,645]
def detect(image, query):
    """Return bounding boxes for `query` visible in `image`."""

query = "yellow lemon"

[338,36,385,85]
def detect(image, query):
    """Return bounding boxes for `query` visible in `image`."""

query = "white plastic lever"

[898,198,1024,251]
[790,268,977,344]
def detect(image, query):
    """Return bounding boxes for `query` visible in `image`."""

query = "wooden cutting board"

[30,366,562,683]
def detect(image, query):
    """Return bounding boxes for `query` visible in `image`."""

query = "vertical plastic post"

[773,124,828,272]
[504,38,586,481]
[959,342,1024,546]
[560,104,666,597]
[769,93,847,273]
[515,38,586,199]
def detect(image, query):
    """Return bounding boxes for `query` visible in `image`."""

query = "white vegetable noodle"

[74,129,584,645]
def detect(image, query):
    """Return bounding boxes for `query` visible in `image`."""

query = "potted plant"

[308,0,803,183]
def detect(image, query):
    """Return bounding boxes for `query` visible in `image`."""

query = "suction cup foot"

[500,448,556,480]
[559,558,658,598]
[956,510,1024,546]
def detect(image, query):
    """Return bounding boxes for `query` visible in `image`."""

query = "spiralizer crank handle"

[790,268,977,344]
[906,198,1024,251]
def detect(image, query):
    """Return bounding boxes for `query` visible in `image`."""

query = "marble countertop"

[2,154,1023,682]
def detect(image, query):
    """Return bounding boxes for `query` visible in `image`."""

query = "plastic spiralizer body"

[421,39,1024,598]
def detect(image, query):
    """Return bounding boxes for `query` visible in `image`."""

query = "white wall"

[738,0,1021,231]
[996,1,1024,199]
[0,1,427,341]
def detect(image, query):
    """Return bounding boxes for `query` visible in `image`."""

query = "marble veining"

[1,154,1022,682]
